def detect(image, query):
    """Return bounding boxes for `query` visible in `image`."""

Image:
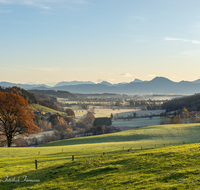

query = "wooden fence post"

[103,152,105,155]
[35,160,37,170]
[72,155,74,161]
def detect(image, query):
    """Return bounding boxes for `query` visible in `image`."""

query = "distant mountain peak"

[133,78,143,83]
[193,79,200,84]
[54,81,95,87]
[151,76,173,83]
[100,81,112,86]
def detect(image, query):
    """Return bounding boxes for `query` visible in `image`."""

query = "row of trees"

[160,108,198,125]
[162,94,200,112]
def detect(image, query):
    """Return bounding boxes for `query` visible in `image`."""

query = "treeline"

[11,113,75,147]
[160,108,199,125]
[34,113,74,139]
[0,86,37,104]
[28,90,77,99]
[30,111,112,146]
[162,94,200,112]
[38,100,61,111]
[7,110,115,147]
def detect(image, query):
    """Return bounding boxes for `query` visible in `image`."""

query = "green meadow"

[30,104,67,115]
[1,123,200,189]
[41,123,200,147]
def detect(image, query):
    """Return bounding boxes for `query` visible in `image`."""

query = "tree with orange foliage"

[54,117,73,139]
[182,108,190,123]
[0,92,40,147]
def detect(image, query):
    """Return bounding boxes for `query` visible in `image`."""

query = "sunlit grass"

[1,143,200,189]
[1,123,200,189]
[41,123,200,147]
[30,104,66,115]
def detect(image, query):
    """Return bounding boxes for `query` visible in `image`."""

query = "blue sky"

[1,0,200,85]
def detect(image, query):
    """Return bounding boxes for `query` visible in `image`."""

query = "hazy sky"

[1,0,200,85]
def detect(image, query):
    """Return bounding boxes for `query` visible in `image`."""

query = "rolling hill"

[40,123,200,148]
[1,123,200,189]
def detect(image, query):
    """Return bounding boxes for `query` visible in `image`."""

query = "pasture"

[72,108,140,122]
[73,107,165,126]
[41,123,200,148]
[31,104,66,115]
[1,123,200,189]
[112,116,162,128]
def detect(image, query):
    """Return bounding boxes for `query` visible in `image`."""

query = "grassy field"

[1,143,200,189]
[72,107,165,125]
[112,116,162,127]
[1,123,200,189]
[67,108,140,122]
[31,104,66,115]
[40,123,200,148]
[94,108,138,118]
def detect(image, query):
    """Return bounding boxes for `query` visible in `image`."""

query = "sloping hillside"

[41,123,200,148]
[162,93,200,111]
[0,86,63,112]
[31,104,66,115]
[0,86,37,104]
[1,142,200,189]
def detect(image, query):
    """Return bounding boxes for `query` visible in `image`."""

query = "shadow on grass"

[0,161,76,190]
[40,127,200,147]
[1,146,200,190]
[0,149,141,190]
[0,155,122,190]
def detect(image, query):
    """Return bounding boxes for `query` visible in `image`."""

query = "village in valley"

[0,87,197,147]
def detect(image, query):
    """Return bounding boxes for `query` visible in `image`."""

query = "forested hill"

[0,86,37,104]
[0,86,61,111]
[162,93,200,112]
[28,90,77,99]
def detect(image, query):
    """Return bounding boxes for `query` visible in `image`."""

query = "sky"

[1,0,200,86]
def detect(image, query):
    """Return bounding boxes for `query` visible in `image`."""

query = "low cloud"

[107,79,115,82]
[121,73,133,78]
[97,79,103,83]
[165,37,200,45]
[179,50,200,57]
[0,67,26,72]
[0,0,86,10]
[97,78,115,83]
[148,74,155,77]
[0,10,11,13]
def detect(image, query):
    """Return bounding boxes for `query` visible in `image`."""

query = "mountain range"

[1,77,200,94]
